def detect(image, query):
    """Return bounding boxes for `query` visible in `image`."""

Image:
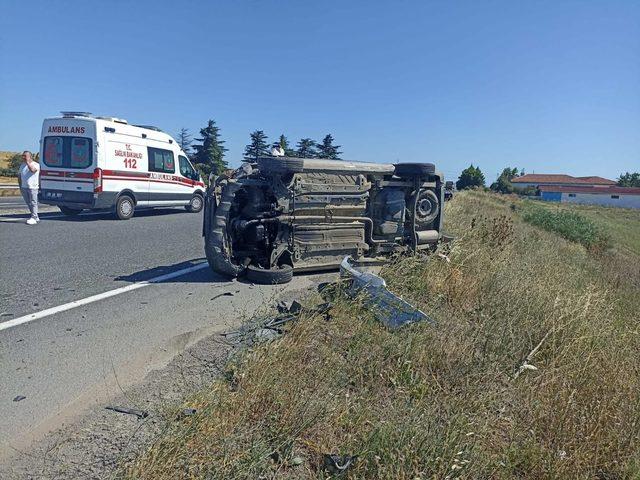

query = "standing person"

[19,151,40,225]
[271,142,285,157]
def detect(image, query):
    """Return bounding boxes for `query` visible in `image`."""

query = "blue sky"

[1,0,638,181]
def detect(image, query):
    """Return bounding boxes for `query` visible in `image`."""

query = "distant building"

[539,185,640,209]
[512,174,616,190]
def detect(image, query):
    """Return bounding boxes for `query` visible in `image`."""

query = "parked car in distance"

[444,180,455,201]
[203,156,445,284]
[39,112,205,219]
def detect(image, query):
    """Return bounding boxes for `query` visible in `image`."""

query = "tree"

[456,164,486,190]
[617,172,640,187]
[316,134,342,159]
[244,130,270,160]
[8,153,23,170]
[490,167,520,194]
[279,134,296,156]
[176,128,192,155]
[192,120,228,177]
[296,138,317,158]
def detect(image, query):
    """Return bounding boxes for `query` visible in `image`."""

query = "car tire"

[256,157,305,174]
[246,264,294,285]
[59,206,82,216]
[394,163,436,177]
[186,194,204,213]
[115,195,135,220]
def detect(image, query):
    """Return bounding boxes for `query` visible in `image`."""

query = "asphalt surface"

[0,206,206,319]
[0,206,326,458]
[0,196,24,209]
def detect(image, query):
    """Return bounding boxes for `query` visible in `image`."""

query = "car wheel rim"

[192,197,202,210]
[121,200,132,216]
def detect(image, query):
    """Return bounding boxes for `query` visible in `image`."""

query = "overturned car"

[203,157,444,284]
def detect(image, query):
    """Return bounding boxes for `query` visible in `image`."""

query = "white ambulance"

[39,112,205,220]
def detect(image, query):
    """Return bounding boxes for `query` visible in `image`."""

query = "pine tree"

[192,120,228,177]
[244,130,270,160]
[279,134,296,156]
[296,138,317,158]
[176,128,192,155]
[316,134,342,159]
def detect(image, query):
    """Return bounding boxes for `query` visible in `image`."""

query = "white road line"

[0,262,209,332]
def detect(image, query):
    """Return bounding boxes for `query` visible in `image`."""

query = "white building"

[539,185,640,209]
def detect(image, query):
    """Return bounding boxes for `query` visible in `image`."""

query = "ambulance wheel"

[115,195,135,220]
[246,264,293,285]
[59,206,82,216]
[186,194,204,213]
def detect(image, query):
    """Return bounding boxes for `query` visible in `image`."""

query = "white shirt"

[271,146,285,157]
[20,162,40,189]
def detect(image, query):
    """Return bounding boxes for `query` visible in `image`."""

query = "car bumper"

[39,190,117,210]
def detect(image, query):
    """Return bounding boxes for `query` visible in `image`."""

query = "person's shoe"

[26,218,37,225]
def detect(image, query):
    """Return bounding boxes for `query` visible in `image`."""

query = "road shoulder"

[1,274,335,479]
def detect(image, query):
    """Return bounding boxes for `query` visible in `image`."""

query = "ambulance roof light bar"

[61,111,93,118]
[96,116,128,124]
[135,125,163,132]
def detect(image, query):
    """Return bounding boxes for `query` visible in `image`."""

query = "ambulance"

[39,112,205,219]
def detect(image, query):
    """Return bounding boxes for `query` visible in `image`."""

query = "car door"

[178,155,200,193]
[147,146,179,205]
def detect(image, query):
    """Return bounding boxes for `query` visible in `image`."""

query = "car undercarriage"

[203,157,444,284]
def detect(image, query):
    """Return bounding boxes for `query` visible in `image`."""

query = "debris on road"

[179,408,197,418]
[105,405,149,419]
[13,395,26,402]
[339,256,433,329]
[211,290,239,301]
[221,299,332,345]
[323,453,358,475]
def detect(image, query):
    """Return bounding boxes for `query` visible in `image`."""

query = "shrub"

[0,167,18,177]
[521,203,610,252]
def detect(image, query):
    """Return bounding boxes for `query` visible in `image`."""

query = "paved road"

[0,208,326,458]
[0,196,24,210]
[1,207,206,319]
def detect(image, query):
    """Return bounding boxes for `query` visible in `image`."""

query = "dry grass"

[123,191,640,479]
[0,151,18,169]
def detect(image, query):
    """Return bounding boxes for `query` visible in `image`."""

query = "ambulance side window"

[179,155,198,180]
[147,147,175,174]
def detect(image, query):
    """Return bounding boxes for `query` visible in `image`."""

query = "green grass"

[520,202,611,252]
[123,191,640,479]
[531,200,640,257]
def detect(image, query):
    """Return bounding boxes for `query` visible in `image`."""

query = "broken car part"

[105,405,149,419]
[323,453,358,475]
[340,256,434,329]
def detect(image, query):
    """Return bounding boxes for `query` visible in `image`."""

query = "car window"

[179,155,197,180]
[70,138,91,168]
[43,136,93,168]
[148,147,175,173]
[44,137,63,166]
